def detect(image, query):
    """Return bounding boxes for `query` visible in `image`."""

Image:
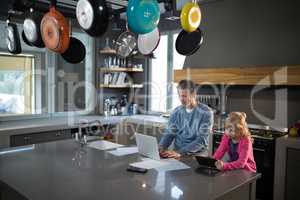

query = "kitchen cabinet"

[274,136,300,200]
[285,148,300,200]
[10,129,76,147]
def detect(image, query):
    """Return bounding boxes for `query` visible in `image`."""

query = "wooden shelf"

[98,84,144,88]
[130,53,156,59]
[99,49,117,54]
[174,66,300,85]
[99,50,155,59]
[98,67,143,72]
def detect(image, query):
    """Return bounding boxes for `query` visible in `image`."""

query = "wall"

[184,0,300,67]
[181,0,300,128]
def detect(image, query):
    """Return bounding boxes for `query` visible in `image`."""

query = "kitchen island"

[0,115,168,149]
[0,139,260,200]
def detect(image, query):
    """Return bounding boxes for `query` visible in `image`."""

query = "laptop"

[135,133,160,160]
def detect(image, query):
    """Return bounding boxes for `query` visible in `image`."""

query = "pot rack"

[6,0,222,19]
[7,0,155,19]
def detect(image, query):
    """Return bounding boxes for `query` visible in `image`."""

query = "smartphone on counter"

[127,165,148,173]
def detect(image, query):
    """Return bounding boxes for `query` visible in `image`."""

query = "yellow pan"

[180,2,201,32]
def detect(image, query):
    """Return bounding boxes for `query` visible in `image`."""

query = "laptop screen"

[135,133,160,160]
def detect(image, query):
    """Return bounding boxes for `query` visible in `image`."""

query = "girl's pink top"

[213,134,257,172]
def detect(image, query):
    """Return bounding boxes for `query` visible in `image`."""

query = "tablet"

[195,156,218,170]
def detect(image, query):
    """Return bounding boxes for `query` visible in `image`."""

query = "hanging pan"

[23,8,45,48]
[6,18,22,54]
[40,0,70,53]
[61,37,86,64]
[180,0,202,32]
[22,31,33,46]
[127,0,160,34]
[61,21,86,64]
[137,27,160,55]
[175,28,203,56]
[114,25,137,58]
[76,0,109,37]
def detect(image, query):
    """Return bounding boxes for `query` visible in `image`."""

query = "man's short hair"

[177,80,196,93]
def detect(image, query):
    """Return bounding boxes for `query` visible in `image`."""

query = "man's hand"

[159,150,181,159]
[215,160,224,170]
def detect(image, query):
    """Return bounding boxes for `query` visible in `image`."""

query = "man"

[159,80,214,159]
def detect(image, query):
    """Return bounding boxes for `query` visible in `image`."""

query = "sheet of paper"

[130,158,190,171]
[129,159,169,169]
[88,140,124,151]
[154,158,191,172]
[108,147,139,156]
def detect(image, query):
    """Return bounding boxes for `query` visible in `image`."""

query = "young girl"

[213,112,256,172]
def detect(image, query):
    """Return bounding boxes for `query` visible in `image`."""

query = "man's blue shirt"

[159,104,213,154]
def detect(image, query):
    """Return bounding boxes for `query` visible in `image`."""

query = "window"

[150,35,168,112]
[0,28,95,120]
[55,32,88,112]
[172,33,185,109]
[0,54,38,115]
[149,32,186,113]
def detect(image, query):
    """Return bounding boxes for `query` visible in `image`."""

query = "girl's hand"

[215,160,224,170]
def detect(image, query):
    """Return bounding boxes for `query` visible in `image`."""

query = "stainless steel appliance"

[213,124,288,200]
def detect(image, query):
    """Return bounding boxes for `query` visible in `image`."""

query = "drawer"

[10,130,72,147]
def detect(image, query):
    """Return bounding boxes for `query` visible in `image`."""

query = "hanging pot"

[61,37,86,64]
[137,27,160,55]
[40,0,70,53]
[76,0,109,37]
[180,1,201,32]
[61,21,86,64]
[114,26,137,58]
[127,0,160,34]
[6,21,22,54]
[175,28,203,56]
[22,31,33,46]
[23,8,45,48]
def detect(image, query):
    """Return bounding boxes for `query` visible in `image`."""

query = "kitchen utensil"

[23,8,45,48]
[137,27,160,55]
[115,26,137,58]
[180,1,201,32]
[22,30,33,46]
[175,27,203,56]
[76,0,109,37]
[104,98,111,116]
[6,19,22,54]
[41,0,70,53]
[127,0,160,34]
[61,21,86,64]
[61,37,86,64]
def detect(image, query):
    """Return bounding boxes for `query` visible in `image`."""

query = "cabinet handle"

[24,136,31,143]
[253,147,265,152]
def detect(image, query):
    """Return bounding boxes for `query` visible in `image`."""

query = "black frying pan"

[22,30,33,46]
[175,28,204,56]
[23,8,45,48]
[6,22,22,54]
[76,0,109,37]
[61,37,86,64]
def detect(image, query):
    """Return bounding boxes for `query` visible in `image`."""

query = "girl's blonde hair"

[225,112,251,139]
